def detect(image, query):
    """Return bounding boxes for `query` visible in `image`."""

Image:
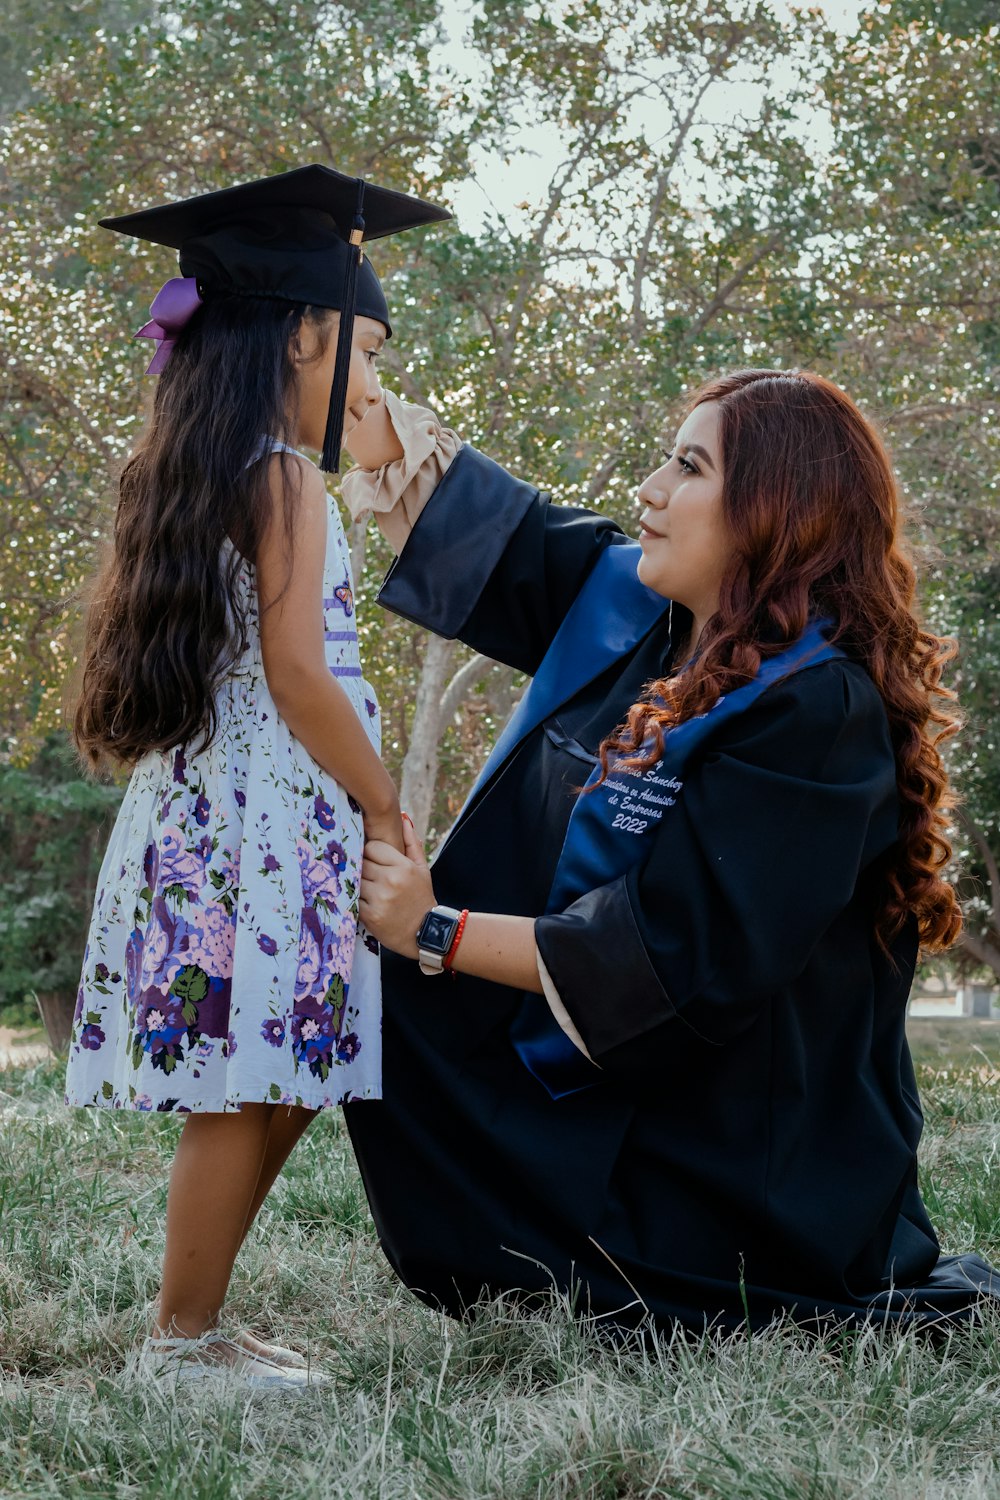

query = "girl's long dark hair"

[73,295,332,773]
[598,368,963,954]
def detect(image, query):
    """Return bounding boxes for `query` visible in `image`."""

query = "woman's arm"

[359,821,543,992]
[257,454,403,852]
[361,660,903,1085]
[344,392,627,676]
[534,660,902,1071]
[359,838,591,1057]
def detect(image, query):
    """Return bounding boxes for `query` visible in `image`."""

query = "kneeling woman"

[345,368,997,1332]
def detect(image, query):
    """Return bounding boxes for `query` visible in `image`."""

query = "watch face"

[418,911,458,953]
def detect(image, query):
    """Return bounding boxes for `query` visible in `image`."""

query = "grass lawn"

[906,1017,1000,1072]
[0,1037,998,1500]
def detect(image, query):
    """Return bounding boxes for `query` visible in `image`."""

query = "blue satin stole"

[471,545,845,1098]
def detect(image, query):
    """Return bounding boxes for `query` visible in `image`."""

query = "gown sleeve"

[343,392,625,675]
[533,659,902,1076]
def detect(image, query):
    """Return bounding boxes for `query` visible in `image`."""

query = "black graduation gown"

[344,445,998,1334]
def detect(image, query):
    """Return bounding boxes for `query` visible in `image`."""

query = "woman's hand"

[360,815,435,957]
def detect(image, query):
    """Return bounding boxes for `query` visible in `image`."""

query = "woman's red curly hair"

[599,368,962,953]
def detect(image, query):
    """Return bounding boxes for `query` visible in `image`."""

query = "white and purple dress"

[65,443,381,1113]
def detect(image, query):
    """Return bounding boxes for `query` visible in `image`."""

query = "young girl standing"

[65,166,449,1386]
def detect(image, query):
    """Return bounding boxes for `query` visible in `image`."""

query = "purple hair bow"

[135,277,203,373]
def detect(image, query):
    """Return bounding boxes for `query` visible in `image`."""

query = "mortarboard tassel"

[321,178,367,473]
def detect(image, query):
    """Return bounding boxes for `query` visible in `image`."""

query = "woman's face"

[293,313,387,453]
[636,401,732,628]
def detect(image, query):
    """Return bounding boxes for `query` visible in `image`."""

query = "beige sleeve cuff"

[340,389,463,554]
[535,947,596,1063]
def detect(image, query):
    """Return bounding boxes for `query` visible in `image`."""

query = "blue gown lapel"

[450,543,668,831]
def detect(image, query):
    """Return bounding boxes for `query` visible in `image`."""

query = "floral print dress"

[65,443,382,1113]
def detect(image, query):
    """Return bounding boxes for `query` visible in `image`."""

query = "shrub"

[0,733,121,1016]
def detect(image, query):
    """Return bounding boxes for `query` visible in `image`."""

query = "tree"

[942,564,1000,977]
[0,0,151,121]
[0,0,470,761]
[820,0,1000,975]
[1,0,998,919]
[1,0,839,835]
[0,735,121,1013]
[363,0,842,832]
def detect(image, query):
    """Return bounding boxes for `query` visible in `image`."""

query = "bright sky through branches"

[434,0,867,241]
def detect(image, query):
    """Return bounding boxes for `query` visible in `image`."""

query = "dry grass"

[0,1045,997,1499]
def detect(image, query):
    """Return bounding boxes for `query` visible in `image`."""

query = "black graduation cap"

[100,164,451,471]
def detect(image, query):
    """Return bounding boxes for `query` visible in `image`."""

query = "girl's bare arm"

[256,454,403,852]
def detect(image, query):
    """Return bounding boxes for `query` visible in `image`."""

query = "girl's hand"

[360,815,435,958]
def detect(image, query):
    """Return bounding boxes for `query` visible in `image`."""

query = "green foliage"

[0,0,997,922]
[0,0,151,120]
[887,0,999,37]
[822,1,1000,970]
[0,734,121,1010]
[0,0,467,753]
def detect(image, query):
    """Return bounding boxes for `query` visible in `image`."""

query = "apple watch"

[416,904,463,975]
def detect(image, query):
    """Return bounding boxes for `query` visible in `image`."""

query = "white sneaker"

[230,1329,309,1370]
[139,1332,323,1390]
[145,1298,309,1371]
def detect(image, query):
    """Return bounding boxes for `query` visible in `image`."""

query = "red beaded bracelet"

[442,908,470,971]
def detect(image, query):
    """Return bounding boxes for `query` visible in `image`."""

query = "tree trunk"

[399,634,458,838]
[953,811,1000,982]
[955,928,1000,983]
[35,989,75,1054]
[398,644,514,841]
[348,516,367,593]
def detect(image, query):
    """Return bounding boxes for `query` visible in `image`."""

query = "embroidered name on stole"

[512,617,844,1099]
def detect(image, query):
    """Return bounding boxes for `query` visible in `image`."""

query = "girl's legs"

[155,1102,274,1340]
[229,1104,318,1363]
[237,1104,318,1251]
